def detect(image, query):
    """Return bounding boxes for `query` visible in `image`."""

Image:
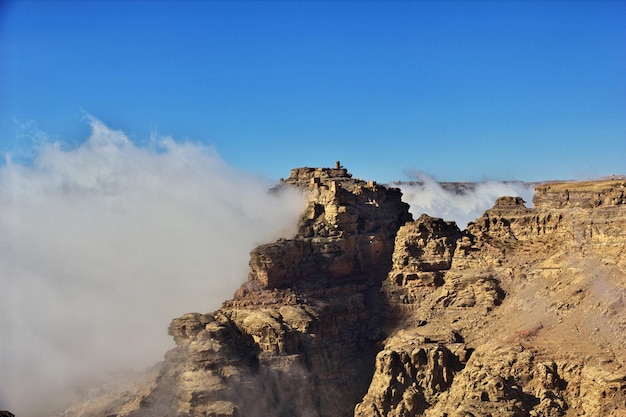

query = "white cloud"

[0,118,304,416]
[397,171,535,228]
[0,121,539,415]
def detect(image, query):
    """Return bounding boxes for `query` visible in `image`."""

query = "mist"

[0,118,305,416]
[0,119,539,415]
[397,171,536,228]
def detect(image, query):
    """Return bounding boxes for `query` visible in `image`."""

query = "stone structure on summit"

[246,166,411,290]
[58,168,626,417]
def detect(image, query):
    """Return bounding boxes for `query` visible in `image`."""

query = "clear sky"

[1,0,625,182]
[0,3,624,413]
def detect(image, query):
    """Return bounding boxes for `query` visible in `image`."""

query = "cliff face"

[60,166,412,417]
[244,167,411,291]
[357,180,626,417]
[59,172,626,417]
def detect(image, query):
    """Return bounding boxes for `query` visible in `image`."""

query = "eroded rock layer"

[59,173,626,417]
[60,166,412,417]
[357,180,626,417]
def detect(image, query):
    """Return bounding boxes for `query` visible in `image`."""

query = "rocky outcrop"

[356,178,626,417]
[533,180,626,208]
[383,214,463,313]
[244,167,411,290]
[355,343,471,417]
[58,172,626,417]
[58,166,412,417]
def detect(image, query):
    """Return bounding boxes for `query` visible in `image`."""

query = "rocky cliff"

[58,170,626,417]
[358,180,626,417]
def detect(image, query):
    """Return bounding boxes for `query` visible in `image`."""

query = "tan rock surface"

[57,166,411,417]
[356,179,626,417]
[58,172,626,417]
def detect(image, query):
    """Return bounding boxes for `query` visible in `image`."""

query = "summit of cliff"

[57,168,626,417]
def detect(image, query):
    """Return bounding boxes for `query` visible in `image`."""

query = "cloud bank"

[0,120,537,415]
[397,171,536,228]
[0,118,304,416]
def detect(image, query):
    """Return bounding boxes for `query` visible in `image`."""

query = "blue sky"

[0,3,624,412]
[2,0,625,182]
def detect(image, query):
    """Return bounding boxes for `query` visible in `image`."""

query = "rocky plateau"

[57,167,625,417]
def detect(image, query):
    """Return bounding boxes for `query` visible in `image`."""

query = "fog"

[0,118,304,416]
[398,171,536,228]
[0,120,539,415]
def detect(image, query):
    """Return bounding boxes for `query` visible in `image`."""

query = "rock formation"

[357,180,626,417]
[58,170,626,417]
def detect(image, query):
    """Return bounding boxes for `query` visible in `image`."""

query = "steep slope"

[356,181,626,417]
[58,171,626,417]
[60,166,412,417]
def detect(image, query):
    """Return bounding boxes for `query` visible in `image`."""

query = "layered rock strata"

[59,174,626,417]
[242,167,411,290]
[356,180,626,417]
[60,166,412,417]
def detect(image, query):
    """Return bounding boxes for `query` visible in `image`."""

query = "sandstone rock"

[390,214,462,285]
[359,179,626,417]
[247,167,411,290]
[168,312,216,345]
[383,214,464,315]
[103,166,413,417]
[355,344,469,417]
[57,174,626,417]
[533,179,626,208]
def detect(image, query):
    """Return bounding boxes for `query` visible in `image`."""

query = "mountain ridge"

[57,166,626,417]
